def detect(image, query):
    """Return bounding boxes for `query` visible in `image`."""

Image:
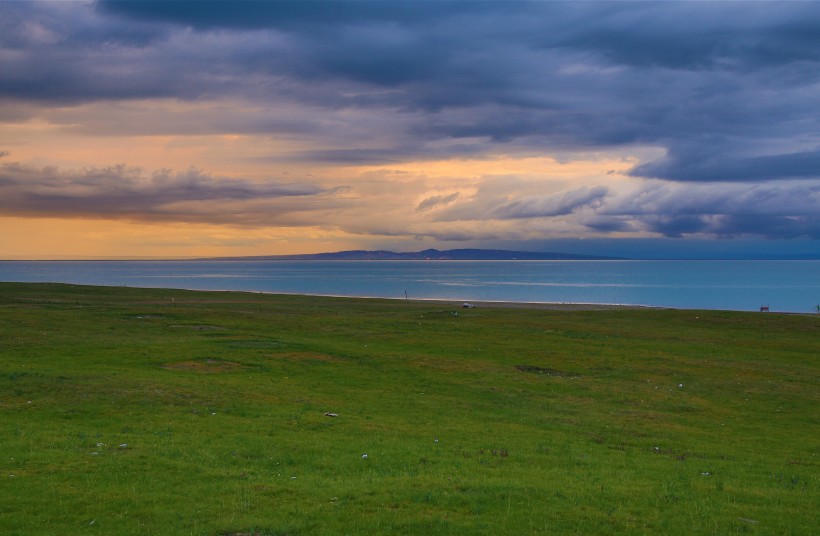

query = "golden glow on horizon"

[0,98,651,259]
[0,217,370,259]
[0,146,648,258]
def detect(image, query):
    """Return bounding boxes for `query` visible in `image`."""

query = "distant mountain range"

[205,248,622,261]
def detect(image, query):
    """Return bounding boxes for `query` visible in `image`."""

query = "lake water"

[1,260,819,313]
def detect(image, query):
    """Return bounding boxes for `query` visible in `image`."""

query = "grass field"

[0,282,817,535]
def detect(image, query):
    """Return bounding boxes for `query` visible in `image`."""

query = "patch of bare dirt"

[516,364,580,377]
[273,351,338,362]
[162,359,247,373]
[169,324,224,330]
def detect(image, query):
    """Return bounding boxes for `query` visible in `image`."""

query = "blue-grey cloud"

[416,192,459,213]
[97,1,475,30]
[600,181,820,239]
[433,182,611,224]
[631,148,820,182]
[494,186,609,220]
[2,2,817,175]
[0,159,342,225]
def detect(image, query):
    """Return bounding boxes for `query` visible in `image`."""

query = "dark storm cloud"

[4,2,817,171]
[0,2,177,103]
[631,148,820,182]
[553,2,820,70]
[0,160,340,225]
[599,181,820,239]
[97,0,473,30]
[636,213,820,240]
[93,0,820,184]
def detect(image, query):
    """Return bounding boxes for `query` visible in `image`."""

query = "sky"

[1,0,819,259]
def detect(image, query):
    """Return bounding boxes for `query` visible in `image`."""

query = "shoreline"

[2,280,815,315]
[1,281,658,311]
[424,299,660,311]
[227,288,663,311]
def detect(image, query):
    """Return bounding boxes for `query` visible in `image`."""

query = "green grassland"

[0,282,817,535]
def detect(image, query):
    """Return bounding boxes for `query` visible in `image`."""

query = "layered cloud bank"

[1,1,818,257]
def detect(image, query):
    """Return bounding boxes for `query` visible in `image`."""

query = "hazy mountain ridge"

[205,249,622,261]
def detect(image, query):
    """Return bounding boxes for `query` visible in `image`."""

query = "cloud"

[2,1,820,250]
[2,153,816,242]
[0,159,342,226]
[416,192,459,213]
[600,181,820,239]
[493,186,609,219]
[97,1,473,31]
[137,2,818,183]
[1,1,816,183]
[630,148,820,182]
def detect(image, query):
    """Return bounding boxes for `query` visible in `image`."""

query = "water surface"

[1,260,818,313]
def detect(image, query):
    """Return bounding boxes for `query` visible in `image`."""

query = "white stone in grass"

[361,454,368,459]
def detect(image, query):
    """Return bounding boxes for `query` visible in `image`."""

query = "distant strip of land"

[200,248,622,261]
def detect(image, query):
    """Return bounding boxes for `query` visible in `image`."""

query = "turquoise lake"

[1,260,819,313]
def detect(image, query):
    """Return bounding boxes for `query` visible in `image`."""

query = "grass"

[0,282,817,535]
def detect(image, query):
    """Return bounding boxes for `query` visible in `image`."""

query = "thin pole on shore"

[405,290,408,303]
